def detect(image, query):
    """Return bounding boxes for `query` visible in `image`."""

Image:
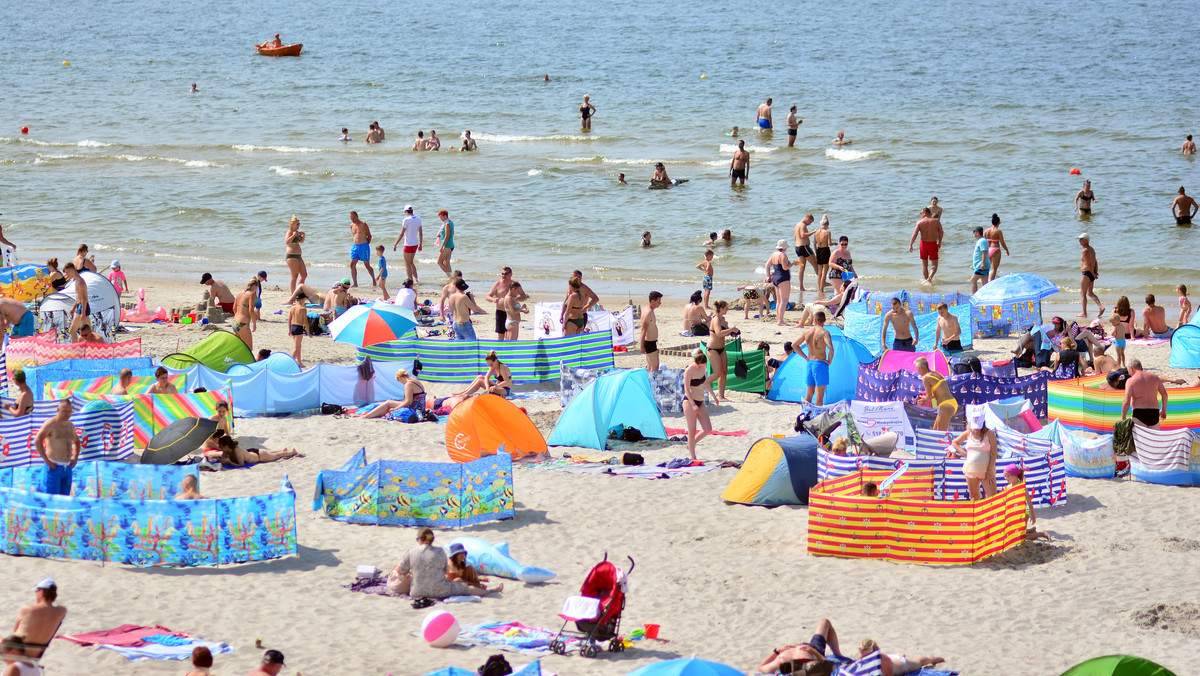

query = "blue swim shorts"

[454,321,476,341]
[758,118,772,129]
[10,309,35,337]
[805,359,830,387]
[41,464,73,496]
[350,242,370,262]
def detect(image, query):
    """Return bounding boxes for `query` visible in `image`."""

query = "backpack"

[320,403,345,415]
[478,654,512,676]
[390,407,420,423]
[621,426,645,442]
[952,356,982,375]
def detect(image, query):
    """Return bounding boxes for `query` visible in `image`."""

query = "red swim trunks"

[919,240,939,261]
[219,301,234,313]
[403,245,419,254]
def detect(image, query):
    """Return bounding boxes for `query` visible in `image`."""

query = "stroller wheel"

[550,639,565,655]
[609,638,624,653]
[582,642,599,658]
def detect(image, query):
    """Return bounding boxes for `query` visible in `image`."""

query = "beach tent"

[721,434,821,506]
[161,330,253,372]
[422,664,541,676]
[702,338,766,394]
[1059,655,1176,676]
[1168,325,1200,369]
[36,270,121,340]
[547,369,667,450]
[445,394,547,462]
[767,328,875,404]
[875,349,949,375]
[226,351,303,375]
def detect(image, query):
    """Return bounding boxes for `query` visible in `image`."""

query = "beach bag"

[621,426,645,442]
[622,452,644,465]
[389,407,420,423]
[734,356,750,379]
[320,403,344,415]
[1113,418,1136,456]
[952,356,982,375]
[357,356,375,381]
[478,654,513,676]
[691,323,710,336]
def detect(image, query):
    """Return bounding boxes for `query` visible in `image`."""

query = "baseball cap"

[1077,232,1089,240]
[33,578,55,590]
[263,650,285,665]
[111,260,120,268]
[404,204,414,212]
[967,409,986,429]
[200,273,212,284]
[257,270,267,280]
[448,542,467,556]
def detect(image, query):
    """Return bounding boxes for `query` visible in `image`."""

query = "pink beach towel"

[58,624,187,647]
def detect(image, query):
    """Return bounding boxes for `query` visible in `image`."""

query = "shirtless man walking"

[641,291,662,371]
[449,279,486,341]
[729,140,750,187]
[882,297,919,351]
[791,311,834,405]
[485,267,526,340]
[792,214,816,291]
[907,207,944,283]
[933,302,962,352]
[1172,185,1198,225]
[756,98,773,131]
[785,106,801,147]
[1077,233,1103,317]
[34,400,79,496]
[348,211,376,288]
[1122,359,1168,428]
[12,579,67,660]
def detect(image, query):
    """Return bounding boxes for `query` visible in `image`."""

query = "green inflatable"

[161,330,254,373]
[1061,655,1176,676]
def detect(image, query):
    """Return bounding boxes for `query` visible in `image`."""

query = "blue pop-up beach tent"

[768,327,875,403]
[547,369,666,450]
[1169,325,1200,369]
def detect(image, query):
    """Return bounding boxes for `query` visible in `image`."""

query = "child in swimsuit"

[1004,465,1050,540]
[375,245,390,301]
[1109,314,1126,368]
[696,249,715,308]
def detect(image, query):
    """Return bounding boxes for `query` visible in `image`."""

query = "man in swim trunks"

[392,205,422,283]
[200,273,235,314]
[641,291,662,371]
[933,302,962,352]
[1077,233,1103,318]
[1141,293,1175,339]
[696,249,715,308]
[785,105,801,147]
[34,400,79,496]
[4,370,32,417]
[13,578,68,661]
[365,123,382,144]
[348,211,376,287]
[756,98,772,130]
[791,310,835,405]
[970,226,991,293]
[62,262,91,342]
[0,298,35,339]
[907,207,944,283]
[439,270,463,328]
[792,214,816,290]
[449,279,485,341]
[882,297,919,351]
[1183,134,1195,155]
[729,140,749,187]
[485,267,526,340]
[1172,185,1198,225]
[915,356,957,430]
[1122,359,1167,428]
[758,618,842,673]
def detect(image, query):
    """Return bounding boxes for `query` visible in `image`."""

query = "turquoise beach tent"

[768,327,875,403]
[547,369,667,450]
[1168,325,1200,368]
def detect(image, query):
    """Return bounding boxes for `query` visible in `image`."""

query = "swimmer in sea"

[617,173,627,185]
[1075,179,1096,215]
[189,82,197,93]
[727,126,739,137]
[983,214,1010,280]
[756,98,773,130]
[365,123,382,144]
[729,140,749,187]
[928,196,942,219]
[786,106,801,147]
[831,131,851,146]
[641,231,652,247]
[1172,185,1198,225]
[339,127,351,142]
[650,162,671,187]
[543,74,551,82]
[1183,134,1195,155]
[456,130,477,151]
[579,95,596,131]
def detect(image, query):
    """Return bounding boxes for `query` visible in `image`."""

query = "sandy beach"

[2,277,1197,675]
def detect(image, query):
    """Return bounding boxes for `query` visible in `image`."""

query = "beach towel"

[837,650,883,676]
[521,456,718,479]
[59,624,184,647]
[1130,425,1200,484]
[97,640,231,662]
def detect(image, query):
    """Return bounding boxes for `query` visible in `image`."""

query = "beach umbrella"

[971,273,1059,305]
[327,302,417,348]
[141,417,217,465]
[626,658,745,676]
[1059,655,1176,676]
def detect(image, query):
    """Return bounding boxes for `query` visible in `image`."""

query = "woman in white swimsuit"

[948,413,996,500]
[502,282,528,340]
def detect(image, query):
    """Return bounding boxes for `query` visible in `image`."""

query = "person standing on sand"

[641,291,662,371]
[567,270,600,313]
[1122,359,1168,428]
[435,210,455,279]
[908,207,944,283]
[485,267,521,340]
[970,226,991,292]
[697,249,715,309]
[683,351,718,461]
[439,271,462,328]
[756,98,772,130]
[1075,179,1097,215]
[983,214,1009,280]
[348,211,375,288]
[561,276,592,337]
[882,297,919,351]
[72,244,97,273]
[785,105,801,147]
[793,214,816,291]
[579,95,596,130]
[34,401,78,496]
[393,205,422,284]
[500,282,528,340]
[284,215,306,293]
[730,140,749,187]
[933,302,962,352]
[1172,185,1198,225]
[792,310,834,405]
[765,240,791,326]
[449,279,486,341]
[231,281,256,350]
[287,294,311,367]
[1177,284,1192,328]
[1077,233,1103,317]
[63,263,89,342]
[12,579,67,661]
[1183,134,1195,155]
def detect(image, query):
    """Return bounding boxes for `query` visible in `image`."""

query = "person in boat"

[267,33,282,49]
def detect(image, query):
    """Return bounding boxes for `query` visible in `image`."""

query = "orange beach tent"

[445,394,547,462]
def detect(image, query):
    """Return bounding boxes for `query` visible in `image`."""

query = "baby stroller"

[549,553,635,658]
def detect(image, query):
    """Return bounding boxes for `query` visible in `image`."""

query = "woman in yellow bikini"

[915,356,957,430]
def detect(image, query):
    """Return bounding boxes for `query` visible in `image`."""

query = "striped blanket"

[356,332,615,384]
[0,398,136,469]
[1131,425,1200,485]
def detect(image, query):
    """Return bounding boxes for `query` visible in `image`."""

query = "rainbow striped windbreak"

[70,389,230,448]
[1048,375,1200,433]
[356,332,615,383]
[807,468,1027,565]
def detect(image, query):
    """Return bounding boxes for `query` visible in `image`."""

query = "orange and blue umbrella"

[328,302,417,347]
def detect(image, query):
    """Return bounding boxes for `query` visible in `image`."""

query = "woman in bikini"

[683,351,718,461]
[765,240,791,325]
[562,276,590,336]
[231,281,256,351]
[827,235,855,295]
[706,300,740,402]
[948,412,996,500]
[1113,295,1139,339]
[683,291,712,335]
[284,215,307,293]
[46,258,66,291]
[360,369,427,419]
[579,95,596,130]
[501,282,529,340]
[915,356,957,431]
[452,351,513,398]
[813,215,833,295]
[983,214,1010,281]
[205,434,299,466]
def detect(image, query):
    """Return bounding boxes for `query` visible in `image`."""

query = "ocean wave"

[77,139,114,147]
[527,169,543,176]
[270,165,310,176]
[824,148,876,161]
[472,133,598,143]
[719,144,776,153]
[232,144,322,153]
[548,156,659,166]
[34,153,219,167]
[2,137,118,148]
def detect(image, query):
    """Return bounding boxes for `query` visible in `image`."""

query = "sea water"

[1,0,1197,305]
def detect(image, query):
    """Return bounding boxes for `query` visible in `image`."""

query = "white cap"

[111,260,120,268]
[1077,232,1089,240]
[404,204,413,211]
[968,409,987,429]
[33,578,55,590]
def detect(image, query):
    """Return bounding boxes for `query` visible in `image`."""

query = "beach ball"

[62,61,70,66]
[700,74,708,79]
[20,126,28,134]
[421,610,459,648]
[1069,167,1081,175]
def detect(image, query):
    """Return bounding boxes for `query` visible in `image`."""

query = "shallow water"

[1,0,1197,305]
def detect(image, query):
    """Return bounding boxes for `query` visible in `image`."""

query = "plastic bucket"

[644,623,660,639]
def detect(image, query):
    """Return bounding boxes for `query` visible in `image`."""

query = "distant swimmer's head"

[837,131,845,139]
[720,229,731,241]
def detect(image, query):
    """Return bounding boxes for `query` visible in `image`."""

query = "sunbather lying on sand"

[858,638,944,676]
[759,618,841,673]
[202,434,299,466]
